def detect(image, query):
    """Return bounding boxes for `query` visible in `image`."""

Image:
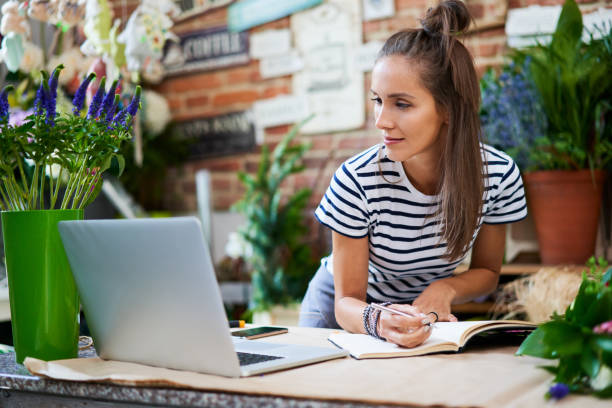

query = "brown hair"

[376,0,484,260]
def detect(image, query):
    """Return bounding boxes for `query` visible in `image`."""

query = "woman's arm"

[332,231,370,333]
[412,223,506,321]
[332,231,432,347]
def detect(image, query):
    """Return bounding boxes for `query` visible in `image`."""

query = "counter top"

[0,327,608,408]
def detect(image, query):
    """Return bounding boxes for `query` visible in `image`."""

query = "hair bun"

[421,0,472,36]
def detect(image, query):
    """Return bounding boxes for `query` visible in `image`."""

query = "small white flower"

[591,364,612,391]
[225,232,252,259]
[143,89,170,135]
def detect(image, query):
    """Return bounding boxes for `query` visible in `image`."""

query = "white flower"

[143,89,170,135]
[225,232,252,259]
[591,364,612,391]
[19,41,43,73]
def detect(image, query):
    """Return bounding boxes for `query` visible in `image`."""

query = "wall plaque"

[228,0,322,32]
[163,26,249,75]
[177,111,256,159]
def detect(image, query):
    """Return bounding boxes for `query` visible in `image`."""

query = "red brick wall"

[109,0,610,253]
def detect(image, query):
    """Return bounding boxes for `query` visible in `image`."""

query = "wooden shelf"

[451,301,497,314]
[453,263,584,275]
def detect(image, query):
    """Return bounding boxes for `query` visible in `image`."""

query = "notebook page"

[328,321,493,358]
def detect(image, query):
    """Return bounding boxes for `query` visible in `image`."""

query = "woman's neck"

[402,158,441,196]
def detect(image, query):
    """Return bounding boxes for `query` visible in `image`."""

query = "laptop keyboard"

[237,352,284,366]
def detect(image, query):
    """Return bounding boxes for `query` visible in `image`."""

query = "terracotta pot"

[522,170,606,265]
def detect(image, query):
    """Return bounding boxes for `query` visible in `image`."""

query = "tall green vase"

[1,209,83,364]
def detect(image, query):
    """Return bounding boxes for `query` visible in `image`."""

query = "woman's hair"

[377,0,484,261]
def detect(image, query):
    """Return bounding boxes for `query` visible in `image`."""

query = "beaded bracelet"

[363,302,392,340]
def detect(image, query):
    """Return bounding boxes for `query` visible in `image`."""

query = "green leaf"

[82,178,103,208]
[583,290,612,327]
[517,327,555,358]
[518,321,585,358]
[580,345,601,378]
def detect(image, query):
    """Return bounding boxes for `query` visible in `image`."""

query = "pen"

[229,320,245,328]
[370,303,432,326]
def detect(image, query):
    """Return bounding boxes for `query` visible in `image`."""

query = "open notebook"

[328,320,535,359]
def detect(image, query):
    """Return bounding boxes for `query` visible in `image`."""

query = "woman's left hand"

[412,280,458,322]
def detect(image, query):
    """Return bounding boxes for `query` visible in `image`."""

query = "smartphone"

[230,326,288,339]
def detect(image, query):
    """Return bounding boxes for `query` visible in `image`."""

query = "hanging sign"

[259,50,303,79]
[249,29,292,59]
[362,0,395,22]
[177,111,256,159]
[228,0,322,32]
[162,26,249,75]
[291,0,364,134]
[175,0,235,22]
[253,94,310,129]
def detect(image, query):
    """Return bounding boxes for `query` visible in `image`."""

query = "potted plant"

[481,0,611,264]
[0,65,141,363]
[516,257,612,399]
[232,118,318,324]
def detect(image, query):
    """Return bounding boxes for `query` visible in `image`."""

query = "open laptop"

[58,217,347,377]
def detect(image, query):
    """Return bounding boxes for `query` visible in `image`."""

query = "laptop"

[58,217,347,377]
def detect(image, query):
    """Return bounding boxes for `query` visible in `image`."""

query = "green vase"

[1,209,83,364]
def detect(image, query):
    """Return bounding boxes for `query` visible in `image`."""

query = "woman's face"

[371,55,447,163]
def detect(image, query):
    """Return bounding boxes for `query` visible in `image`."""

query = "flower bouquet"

[0,64,141,211]
[517,257,612,399]
[0,65,141,363]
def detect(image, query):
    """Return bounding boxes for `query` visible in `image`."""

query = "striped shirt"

[314,144,527,303]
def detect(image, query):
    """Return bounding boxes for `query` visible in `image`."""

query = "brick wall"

[110,0,610,255]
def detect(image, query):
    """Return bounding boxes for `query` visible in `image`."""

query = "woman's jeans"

[298,264,341,328]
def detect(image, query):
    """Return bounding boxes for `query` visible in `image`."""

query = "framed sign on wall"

[174,0,235,21]
[176,111,256,159]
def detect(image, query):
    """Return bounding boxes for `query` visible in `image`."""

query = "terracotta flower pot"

[522,170,606,265]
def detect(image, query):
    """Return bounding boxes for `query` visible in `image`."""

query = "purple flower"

[593,320,612,335]
[548,383,569,400]
[105,94,120,124]
[112,108,128,128]
[8,108,33,126]
[0,85,12,121]
[126,86,141,117]
[87,77,106,119]
[45,66,63,125]
[33,81,47,116]
[72,73,95,115]
[98,79,118,119]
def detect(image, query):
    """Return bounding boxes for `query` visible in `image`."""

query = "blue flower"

[479,58,548,170]
[126,86,141,117]
[547,383,569,400]
[72,73,96,115]
[87,77,106,119]
[33,72,50,117]
[98,79,118,119]
[105,95,120,124]
[0,85,13,122]
[112,108,128,128]
[45,65,63,125]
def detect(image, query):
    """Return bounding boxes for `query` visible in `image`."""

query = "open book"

[328,320,535,359]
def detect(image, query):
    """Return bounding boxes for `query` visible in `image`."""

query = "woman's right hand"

[377,304,433,348]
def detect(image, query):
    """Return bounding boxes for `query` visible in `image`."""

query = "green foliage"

[0,68,139,211]
[515,0,612,170]
[517,256,612,398]
[232,117,318,311]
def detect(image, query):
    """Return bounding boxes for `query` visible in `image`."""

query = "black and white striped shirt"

[314,144,527,302]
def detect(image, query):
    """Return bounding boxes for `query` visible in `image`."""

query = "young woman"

[299,0,527,348]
